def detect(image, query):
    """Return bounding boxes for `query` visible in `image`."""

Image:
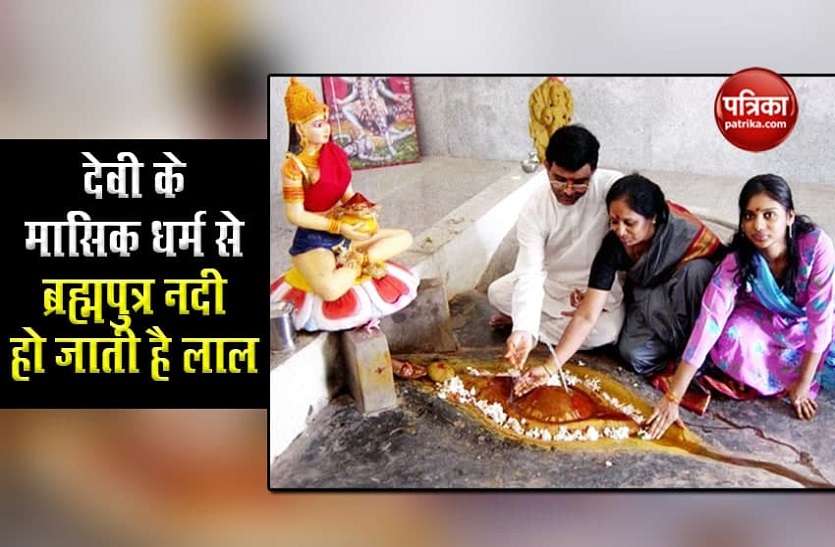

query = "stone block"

[379,278,459,353]
[341,328,398,415]
[270,332,343,463]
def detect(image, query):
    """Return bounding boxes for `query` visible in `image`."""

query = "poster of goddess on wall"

[321,76,420,170]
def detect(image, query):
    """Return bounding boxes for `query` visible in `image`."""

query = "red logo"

[714,67,798,152]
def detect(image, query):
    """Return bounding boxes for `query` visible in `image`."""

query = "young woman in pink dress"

[647,174,835,439]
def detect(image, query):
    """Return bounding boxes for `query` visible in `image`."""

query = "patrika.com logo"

[714,67,798,152]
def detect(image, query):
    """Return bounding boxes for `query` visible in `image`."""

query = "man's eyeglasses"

[548,175,590,192]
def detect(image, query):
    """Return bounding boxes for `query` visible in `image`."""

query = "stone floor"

[270,291,835,489]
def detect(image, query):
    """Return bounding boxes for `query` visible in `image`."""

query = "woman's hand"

[788,379,818,420]
[512,363,554,398]
[646,396,684,440]
[340,222,372,241]
[645,361,701,440]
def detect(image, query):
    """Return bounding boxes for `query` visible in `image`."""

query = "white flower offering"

[434,368,645,444]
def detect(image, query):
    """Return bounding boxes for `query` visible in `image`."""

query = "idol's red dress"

[270,142,418,331]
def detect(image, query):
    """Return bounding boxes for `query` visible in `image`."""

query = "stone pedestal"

[341,328,398,415]
[379,278,459,353]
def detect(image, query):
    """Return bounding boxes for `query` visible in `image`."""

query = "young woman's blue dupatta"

[750,252,835,389]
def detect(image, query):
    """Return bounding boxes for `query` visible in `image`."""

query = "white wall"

[413,76,835,185]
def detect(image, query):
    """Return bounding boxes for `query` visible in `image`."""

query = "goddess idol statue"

[270,78,418,331]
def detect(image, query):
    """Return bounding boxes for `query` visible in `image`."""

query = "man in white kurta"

[488,125,625,367]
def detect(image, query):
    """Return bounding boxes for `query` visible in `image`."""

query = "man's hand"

[504,330,534,369]
[569,288,585,308]
[561,288,586,318]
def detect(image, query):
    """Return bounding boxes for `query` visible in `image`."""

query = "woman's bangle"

[282,185,305,202]
[327,218,342,234]
[664,390,682,405]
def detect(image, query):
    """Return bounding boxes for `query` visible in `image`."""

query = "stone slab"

[272,291,835,488]
[269,331,343,465]
[271,388,797,489]
[380,278,458,354]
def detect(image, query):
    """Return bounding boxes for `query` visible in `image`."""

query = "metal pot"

[270,301,296,351]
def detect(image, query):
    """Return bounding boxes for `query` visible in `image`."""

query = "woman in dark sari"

[514,174,724,396]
